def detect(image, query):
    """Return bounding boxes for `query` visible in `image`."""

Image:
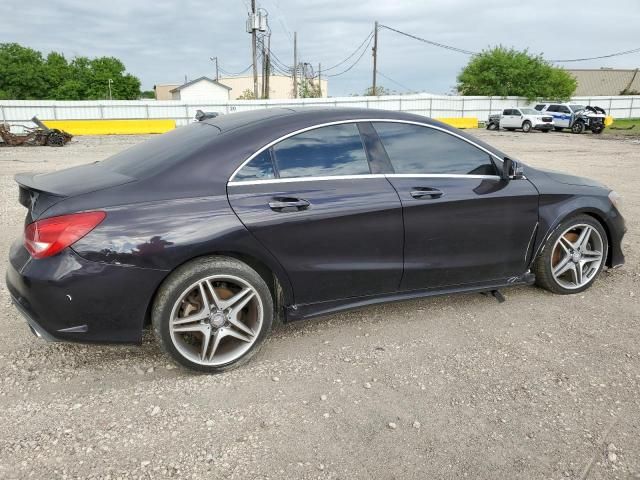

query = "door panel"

[228,178,403,305]
[385,176,539,290]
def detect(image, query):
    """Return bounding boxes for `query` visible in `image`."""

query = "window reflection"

[374,123,498,176]
[234,150,275,181]
[273,124,370,178]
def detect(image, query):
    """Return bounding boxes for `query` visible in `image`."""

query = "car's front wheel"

[571,121,585,134]
[152,256,274,373]
[534,215,608,294]
[522,121,532,133]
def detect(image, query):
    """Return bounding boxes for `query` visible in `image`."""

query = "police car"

[534,103,607,134]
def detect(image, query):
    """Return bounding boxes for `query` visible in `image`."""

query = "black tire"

[533,214,608,295]
[571,121,585,134]
[486,122,498,131]
[522,121,532,133]
[554,127,563,132]
[152,256,274,373]
[592,125,605,134]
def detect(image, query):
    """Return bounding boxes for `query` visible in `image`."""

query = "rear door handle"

[268,197,311,212]
[410,188,444,199]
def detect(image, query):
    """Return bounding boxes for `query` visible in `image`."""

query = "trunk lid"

[15,163,135,221]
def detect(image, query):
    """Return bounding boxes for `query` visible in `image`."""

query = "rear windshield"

[100,122,219,178]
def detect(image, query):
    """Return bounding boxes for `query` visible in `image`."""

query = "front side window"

[373,122,498,176]
[234,150,275,181]
[558,106,571,114]
[272,124,370,179]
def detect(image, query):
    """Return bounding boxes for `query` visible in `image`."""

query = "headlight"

[609,191,623,212]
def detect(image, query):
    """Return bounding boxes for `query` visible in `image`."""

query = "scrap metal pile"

[0,116,72,147]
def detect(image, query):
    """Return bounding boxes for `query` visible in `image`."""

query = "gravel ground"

[0,129,638,479]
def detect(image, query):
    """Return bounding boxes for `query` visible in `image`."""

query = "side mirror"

[502,157,525,180]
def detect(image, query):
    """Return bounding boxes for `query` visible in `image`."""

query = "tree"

[364,85,391,96]
[456,46,576,101]
[140,90,156,99]
[298,78,322,98]
[0,43,142,100]
[236,89,256,100]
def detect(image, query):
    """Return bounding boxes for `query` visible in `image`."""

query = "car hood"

[531,167,607,189]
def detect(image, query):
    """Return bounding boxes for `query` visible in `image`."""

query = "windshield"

[520,108,539,115]
[569,105,586,112]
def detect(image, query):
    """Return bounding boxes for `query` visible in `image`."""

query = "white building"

[169,77,232,102]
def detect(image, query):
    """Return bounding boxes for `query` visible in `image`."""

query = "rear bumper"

[6,240,168,344]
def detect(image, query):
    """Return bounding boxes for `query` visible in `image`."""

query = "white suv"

[487,108,554,133]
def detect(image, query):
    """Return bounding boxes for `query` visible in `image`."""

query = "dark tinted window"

[273,124,370,178]
[502,109,510,115]
[546,105,559,112]
[534,104,545,111]
[374,122,498,176]
[558,106,571,114]
[234,150,275,181]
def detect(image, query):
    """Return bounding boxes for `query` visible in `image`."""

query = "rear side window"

[272,124,370,178]
[534,104,545,111]
[373,122,498,176]
[546,105,559,112]
[234,150,275,181]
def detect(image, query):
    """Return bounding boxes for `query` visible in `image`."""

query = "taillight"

[24,211,106,259]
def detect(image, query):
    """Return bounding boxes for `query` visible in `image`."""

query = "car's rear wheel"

[522,121,532,133]
[534,215,608,294]
[152,256,273,373]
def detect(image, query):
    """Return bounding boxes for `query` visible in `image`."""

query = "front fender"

[530,193,625,268]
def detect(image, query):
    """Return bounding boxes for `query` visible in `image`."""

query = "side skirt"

[284,273,535,322]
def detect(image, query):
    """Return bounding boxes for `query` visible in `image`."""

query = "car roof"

[201,107,444,133]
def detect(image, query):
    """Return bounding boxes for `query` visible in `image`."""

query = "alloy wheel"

[550,224,604,290]
[169,275,263,366]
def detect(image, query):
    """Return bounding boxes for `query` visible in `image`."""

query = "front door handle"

[410,188,444,199]
[268,197,311,212]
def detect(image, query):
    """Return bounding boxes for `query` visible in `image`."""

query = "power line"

[322,30,374,72]
[380,23,640,63]
[219,64,253,76]
[379,24,477,55]
[376,70,414,92]
[326,34,374,77]
[551,47,640,63]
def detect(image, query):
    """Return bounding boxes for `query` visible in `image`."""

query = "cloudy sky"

[3,0,640,96]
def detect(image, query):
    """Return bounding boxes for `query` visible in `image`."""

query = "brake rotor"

[552,231,579,267]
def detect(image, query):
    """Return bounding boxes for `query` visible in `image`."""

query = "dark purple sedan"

[6,108,626,372]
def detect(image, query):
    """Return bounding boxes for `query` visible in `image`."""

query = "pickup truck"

[486,108,554,133]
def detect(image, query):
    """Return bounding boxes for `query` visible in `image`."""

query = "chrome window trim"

[227,118,504,184]
[228,174,387,187]
[228,173,501,187]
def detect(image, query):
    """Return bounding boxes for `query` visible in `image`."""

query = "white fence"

[1,94,638,129]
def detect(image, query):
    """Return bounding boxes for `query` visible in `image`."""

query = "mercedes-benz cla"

[6,108,626,372]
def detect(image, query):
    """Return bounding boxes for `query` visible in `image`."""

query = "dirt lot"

[0,129,638,479]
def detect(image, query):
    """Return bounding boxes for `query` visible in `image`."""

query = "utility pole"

[372,21,378,96]
[251,0,258,98]
[107,78,113,100]
[210,57,219,81]
[318,63,322,97]
[265,34,271,99]
[261,38,266,98]
[293,31,298,98]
